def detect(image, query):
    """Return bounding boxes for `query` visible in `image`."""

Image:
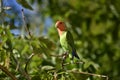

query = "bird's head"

[55,21,67,31]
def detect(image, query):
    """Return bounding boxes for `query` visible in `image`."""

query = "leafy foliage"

[0,0,120,80]
[16,0,33,10]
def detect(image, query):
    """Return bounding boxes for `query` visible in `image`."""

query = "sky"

[1,0,53,35]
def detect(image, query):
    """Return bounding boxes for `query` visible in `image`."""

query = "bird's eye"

[59,22,62,24]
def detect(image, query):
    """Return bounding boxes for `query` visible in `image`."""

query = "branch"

[67,70,108,80]
[50,53,84,69]
[25,53,35,73]
[50,53,70,58]
[50,54,63,57]
[0,64,18,80]
[11,54,31,80]
[21,9,32,37]
[63,61,84,66]
[53,71,57,80]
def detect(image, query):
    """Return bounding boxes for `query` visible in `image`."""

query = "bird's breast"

[60,32,71,51]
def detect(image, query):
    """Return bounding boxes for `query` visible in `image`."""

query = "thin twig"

[67,70,109,80]
[0,64,18,80]
[50,53,70,58]
[25,53,35,73]
[21,9,32,37]
[63,61,84,66]
[50,53,84,69]
[0,0,2,12]
[11,54,31,80]
[53,71,57,80]
[50,54,63,57]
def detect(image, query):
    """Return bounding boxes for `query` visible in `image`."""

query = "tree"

[0,0,120,80]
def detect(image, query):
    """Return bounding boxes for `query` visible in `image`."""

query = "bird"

[55,20,80,61]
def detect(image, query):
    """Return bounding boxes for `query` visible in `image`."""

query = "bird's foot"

[61,52,68,69]
[62,52,68,58]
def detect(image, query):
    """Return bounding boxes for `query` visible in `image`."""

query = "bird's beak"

[55,25,57,28]
[55,23,58,28]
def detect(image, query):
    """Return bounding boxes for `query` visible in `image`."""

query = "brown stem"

[0,64,17,80]
[50,54,63,57]
[67,70,108,80]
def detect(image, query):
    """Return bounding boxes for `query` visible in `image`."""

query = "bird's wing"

[66,31,75,49]
[66,31,80,59]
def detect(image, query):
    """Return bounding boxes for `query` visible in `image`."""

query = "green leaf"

[41,65,55,70]
[31,76,41,80]
[16,0,33,10]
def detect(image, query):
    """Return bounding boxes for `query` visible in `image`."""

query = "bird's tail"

[72,49,80,59]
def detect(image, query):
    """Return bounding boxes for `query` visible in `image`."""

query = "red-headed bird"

[55,21,80,60]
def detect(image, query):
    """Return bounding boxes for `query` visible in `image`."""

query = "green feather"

[60,30,75,52]
[60,30,79,59]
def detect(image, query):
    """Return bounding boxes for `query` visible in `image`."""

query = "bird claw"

[61,52,68,69]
